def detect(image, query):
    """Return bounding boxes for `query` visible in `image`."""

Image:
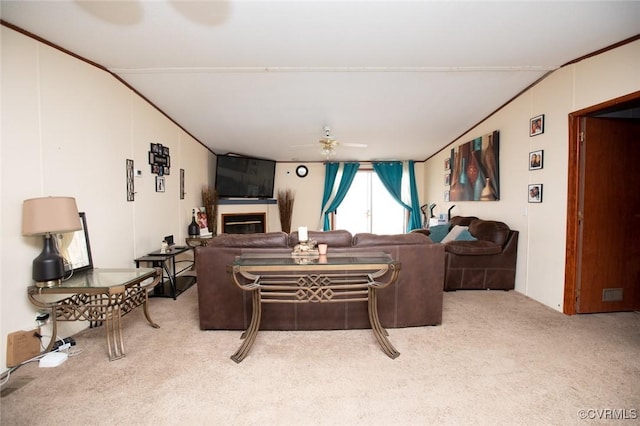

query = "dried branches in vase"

[202,185,218,235]
[277,189,295,234]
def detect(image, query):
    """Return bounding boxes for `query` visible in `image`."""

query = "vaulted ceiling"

[2,1,639,162]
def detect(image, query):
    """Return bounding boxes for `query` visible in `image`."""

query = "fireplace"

[222,213,266,234]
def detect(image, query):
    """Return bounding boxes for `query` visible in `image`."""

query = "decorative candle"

[298,226,308,242]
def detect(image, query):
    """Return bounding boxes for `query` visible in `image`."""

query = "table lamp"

[22,196,82,287]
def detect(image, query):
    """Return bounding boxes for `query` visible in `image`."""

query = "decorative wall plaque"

[126,159,135,201]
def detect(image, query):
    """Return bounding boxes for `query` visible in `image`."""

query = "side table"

[27,268,161,361]
[134,246,195,299]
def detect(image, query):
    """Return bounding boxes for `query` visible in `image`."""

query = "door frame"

[563,90,640,314]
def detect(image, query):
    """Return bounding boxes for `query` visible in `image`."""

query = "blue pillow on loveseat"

[428,224,450,242]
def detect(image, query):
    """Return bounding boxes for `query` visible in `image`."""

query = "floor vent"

[602,288,624,302]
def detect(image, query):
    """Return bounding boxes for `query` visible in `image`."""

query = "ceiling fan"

[293,126,368,158]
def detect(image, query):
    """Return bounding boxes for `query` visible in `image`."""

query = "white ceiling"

[2,1,639,162]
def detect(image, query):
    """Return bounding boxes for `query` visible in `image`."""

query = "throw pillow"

[428,224,450,242]
[455,229,477,241]
[441,225,468,244]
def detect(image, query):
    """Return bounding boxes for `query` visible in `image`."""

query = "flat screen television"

[215,154,276,198]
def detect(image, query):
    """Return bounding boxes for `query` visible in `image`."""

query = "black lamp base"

[32,234,64,287]
[188,217,200,238]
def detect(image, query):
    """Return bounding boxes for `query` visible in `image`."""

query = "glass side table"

[27,268,161,361]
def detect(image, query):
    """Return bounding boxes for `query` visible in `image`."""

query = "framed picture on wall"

[528,184,543,203]
[180,169,185,200]
[529,150,544,170]
[530,114,544,136]
[156,176,165,192]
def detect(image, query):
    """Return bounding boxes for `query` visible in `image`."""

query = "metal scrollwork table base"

[227,252,401,363]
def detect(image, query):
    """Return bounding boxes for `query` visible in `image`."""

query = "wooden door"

[576,117,640,313]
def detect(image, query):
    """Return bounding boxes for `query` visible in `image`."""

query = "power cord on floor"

[0,342,82,387]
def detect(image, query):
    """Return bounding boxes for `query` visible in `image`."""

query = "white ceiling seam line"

[109,65,559,74]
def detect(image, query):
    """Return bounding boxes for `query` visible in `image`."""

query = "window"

[333,170,405,235]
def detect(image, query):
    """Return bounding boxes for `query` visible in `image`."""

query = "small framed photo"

[529,150,544,170]
[530,114,544,137]
[444,173,451,186]
[444,157,451,171]
[444,190,450,202]
[156,176,165,193]
[528,184,543,203]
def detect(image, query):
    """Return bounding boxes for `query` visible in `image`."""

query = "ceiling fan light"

[321,146,335,157]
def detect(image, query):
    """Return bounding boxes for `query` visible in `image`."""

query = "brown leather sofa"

[196,230,444,331]
[443,216,518,291]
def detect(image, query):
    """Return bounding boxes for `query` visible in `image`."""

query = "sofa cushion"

[449,216,479,228]
[410,228,431,237]
[352,232,430,247]
[444,240,503,255]
[210,232,289,248]
[468,220,510,246]
[289,230,353,247]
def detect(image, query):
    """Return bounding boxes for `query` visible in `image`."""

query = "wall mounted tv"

[215,154,276,199]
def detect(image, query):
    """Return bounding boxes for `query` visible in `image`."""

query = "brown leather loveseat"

[443,216,518,291]
[196,230,444,331]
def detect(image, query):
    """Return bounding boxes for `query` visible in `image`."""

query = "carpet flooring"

[1,285,639,425]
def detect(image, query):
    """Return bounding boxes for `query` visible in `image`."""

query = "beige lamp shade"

[22,196,82,236]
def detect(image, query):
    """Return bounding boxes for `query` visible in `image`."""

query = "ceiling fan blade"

[340,142,368,148]
[290,143,317,148]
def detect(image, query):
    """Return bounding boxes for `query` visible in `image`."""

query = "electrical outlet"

[6,328,41,367]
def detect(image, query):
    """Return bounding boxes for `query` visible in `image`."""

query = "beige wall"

[423,39,640,312]
[1,27,215,371]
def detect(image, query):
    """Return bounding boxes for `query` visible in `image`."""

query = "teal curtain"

[407,160,422,231]
[372,161,410,208]
[372,161,422,232]
[322,162,360,230]
[320,162,340,217]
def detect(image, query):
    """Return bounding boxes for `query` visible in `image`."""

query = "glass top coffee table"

[227,252,401,363]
